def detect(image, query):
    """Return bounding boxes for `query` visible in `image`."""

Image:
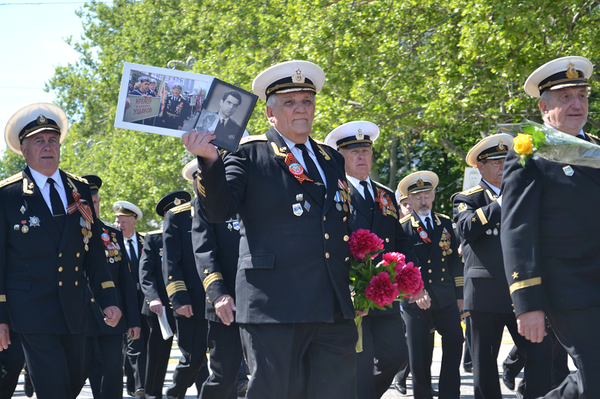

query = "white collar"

[482,179,501,195]
[29,167,62,190]
[276,129,314,155]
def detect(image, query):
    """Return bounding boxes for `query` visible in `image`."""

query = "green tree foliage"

[3,0,599,227]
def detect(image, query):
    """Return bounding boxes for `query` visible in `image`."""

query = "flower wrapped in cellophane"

[348,229,424,351]
[498,119,600,168]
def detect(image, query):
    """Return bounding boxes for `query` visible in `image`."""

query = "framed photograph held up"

[195,78,258,152]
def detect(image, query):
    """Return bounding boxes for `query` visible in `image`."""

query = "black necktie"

[425,216,434,233]
[577,134,590,142]
[296,144,324,185]
[128,238,139,273]
[47,178,65,233]
[360,181,374,210]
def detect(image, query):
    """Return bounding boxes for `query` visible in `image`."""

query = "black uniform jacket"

[192,202,241,323]
[348,180,419,314]
[139,230,172,321]
[501,135,600,317]
[196,127,355,324]
[162,198,206,319]
[453,179,512,313]
[0,168,118,334]
[400,211,463,310]
[87,220,140,336]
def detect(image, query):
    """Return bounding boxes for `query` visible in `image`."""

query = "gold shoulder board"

[373,181,393,193]
[461,185,483,196]
[65,172,88,184]
[144,229,163,236]
[587,132,600,142]
[436,213,451,220]
[0,172,23,189]
[240,134,267,145]
[400,214,412,224]
[169,202,192,215]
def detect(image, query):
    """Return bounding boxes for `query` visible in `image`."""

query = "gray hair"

[266,93,277,108]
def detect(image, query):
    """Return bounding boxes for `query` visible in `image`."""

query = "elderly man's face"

[115,215,137,238]
[409,190,435,216]
[172,88,181,97]
[399,198,412,217]
[539,87,588,136]
[219,95,240,118]
[341,146,372,181]
[20,131,61,177]
[477,158,504,188]
[266,92,315,144]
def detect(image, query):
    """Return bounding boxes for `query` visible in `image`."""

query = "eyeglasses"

[485,159,505,167]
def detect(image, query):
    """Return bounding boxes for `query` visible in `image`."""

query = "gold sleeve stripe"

[475,208,488,225]
[102,281,115,289]
[166,281,188,297]
[0,295,6,302]
[203,272,224,291]
[454,277,464,287]
[509,277,542,294]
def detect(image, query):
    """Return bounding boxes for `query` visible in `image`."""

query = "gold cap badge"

[566,62,579,79]
[292,69,305,83]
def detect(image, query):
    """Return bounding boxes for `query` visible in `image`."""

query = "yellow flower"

[513,134,533,155]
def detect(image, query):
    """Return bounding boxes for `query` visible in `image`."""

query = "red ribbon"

[67,192,93,222]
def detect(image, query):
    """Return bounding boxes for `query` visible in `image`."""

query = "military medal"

[13,224,19,231]
[375,188,397,217]
[28,216,40,227]
[21,225,29,234]
[493,228,498,236]
[439,227,452,255]
[20,206,26,214]
[486,229,492,235]
[289,163,304,176]
[563,165,574,176]
[304,201,311,212]
[296,193,303,202]
[336,203,342,211]
[416,226,431,243]
[285,153,313,184]
[292,203,303,216]
[233,220,240,230]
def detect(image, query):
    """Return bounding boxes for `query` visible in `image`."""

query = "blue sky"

[0,1,102,154]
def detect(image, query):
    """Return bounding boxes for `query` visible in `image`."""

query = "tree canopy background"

[3,0,599,230]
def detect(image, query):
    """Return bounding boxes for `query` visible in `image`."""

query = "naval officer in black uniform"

[114,200,147,398]
[0,102,121,398]
[398,171,464,399]
[182,157,247,399]
[80,175,141,399]
[183,60,357,399]
[138,194,182,399]
[502,56,600,398]
[324,121,419,399]
[162,187,209,399]
[453,134,552,399]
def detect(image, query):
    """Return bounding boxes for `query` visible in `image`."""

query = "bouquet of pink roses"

[348,228,424,351]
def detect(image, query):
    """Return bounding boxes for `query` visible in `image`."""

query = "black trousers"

[240,315,357,399]
[144,315,175,399]
[404,302,463,399]
[503,326,570,392]
[165,317,208,399]
[199,320,244,399]
[82,334,124,399]
[469,311,552,399]
[124,313,148,394]
[0,331,24,399]
[20,331,86,399]
[541,307,600,399]
[356,313,407,399]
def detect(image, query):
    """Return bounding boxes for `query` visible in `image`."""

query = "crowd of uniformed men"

[0,55,597,399]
